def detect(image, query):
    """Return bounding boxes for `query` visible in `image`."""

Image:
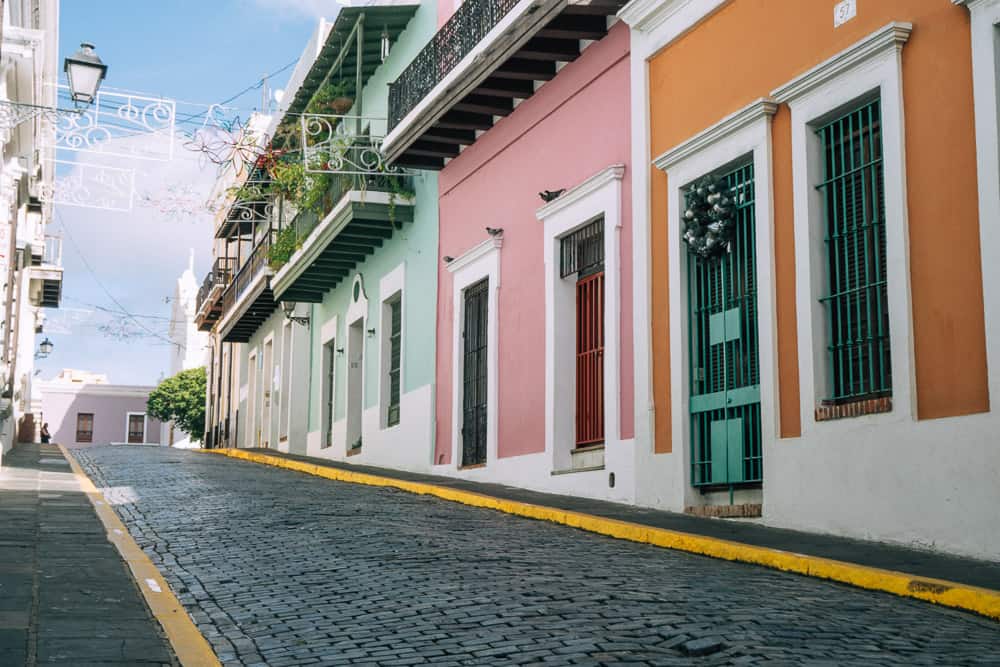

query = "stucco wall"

[40,386,162,446]
[435,23,633,465]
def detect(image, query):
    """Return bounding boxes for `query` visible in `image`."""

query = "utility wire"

[54,208,183,350]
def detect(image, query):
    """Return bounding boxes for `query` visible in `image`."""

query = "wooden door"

[127,414,145,444]
[461,279,489,467]
[576,271,605,447]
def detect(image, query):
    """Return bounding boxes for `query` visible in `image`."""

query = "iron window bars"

[560,218,604,278]
[687,162,762,487]
[387,298,402,427]
[816,98,891,403]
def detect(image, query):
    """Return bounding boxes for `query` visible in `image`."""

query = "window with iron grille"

[816,98,891,403]
[76,413,94,443]
[560,218,604,278]
[387,297,402,427]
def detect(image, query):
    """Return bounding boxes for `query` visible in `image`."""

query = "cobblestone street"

[72,446,999,666]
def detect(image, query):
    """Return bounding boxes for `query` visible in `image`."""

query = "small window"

[76,413,94,443]
[387,298,402,427]
[560,218,604,278]
[816,97,891,403]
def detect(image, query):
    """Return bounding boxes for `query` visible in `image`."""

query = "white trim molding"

[618,0,728,53]
[449,237,501,469]
[445,237,504,274]
[955,0,1000,407]
[378,263,406,430]
[125,411,148,444]
[654,99,777,171]
[777,22,915,430]
[537,164,630,487]
[771,22,913,104]
[656,99,779,510]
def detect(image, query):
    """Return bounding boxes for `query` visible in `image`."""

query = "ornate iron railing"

[387,0,520,131]
[197,257,236,314]
[301,114,404,176]
[222,231,275,314]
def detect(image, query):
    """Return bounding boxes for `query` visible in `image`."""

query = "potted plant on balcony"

[307,80,353,116]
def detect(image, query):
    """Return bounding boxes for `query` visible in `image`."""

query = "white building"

[0,0,61,462]
[161,251,209,447]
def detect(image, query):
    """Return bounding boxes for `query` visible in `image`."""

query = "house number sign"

[834,0,856,28]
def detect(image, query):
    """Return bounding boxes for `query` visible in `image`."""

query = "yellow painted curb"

[204,447,1000,622]
[61,445,221,667]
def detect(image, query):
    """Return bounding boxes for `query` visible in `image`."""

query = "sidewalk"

[215,448,1000,618]
[0,442,176,666]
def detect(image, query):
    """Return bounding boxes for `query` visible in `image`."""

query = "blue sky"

[41,1,331,386]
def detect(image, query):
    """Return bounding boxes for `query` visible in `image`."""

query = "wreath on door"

[682,174,737,259]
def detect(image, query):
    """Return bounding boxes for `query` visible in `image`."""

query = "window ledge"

[815,396,892,422]
[346,446,362,457]
[551,464,605,476]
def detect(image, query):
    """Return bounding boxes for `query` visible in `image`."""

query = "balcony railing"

[196,257,236,314]
[288,172,414,256]
[387,0,520,131]
[221,231,276,315]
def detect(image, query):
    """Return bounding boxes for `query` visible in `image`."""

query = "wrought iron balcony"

[388,0,519,132]
[383,0,628,168]
[222,230,275,317]
[195,257,236,331]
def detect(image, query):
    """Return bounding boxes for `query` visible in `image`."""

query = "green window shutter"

[816,98,891,402]
[387,298,402,427]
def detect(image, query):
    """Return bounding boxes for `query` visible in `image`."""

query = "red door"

[576,271,605,447]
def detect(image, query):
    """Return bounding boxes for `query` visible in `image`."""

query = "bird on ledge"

[539,189,566,203]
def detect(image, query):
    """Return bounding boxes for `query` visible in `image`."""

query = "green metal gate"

[687,162,762,488]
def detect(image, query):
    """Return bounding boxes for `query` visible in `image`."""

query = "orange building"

[620,0,1000,560]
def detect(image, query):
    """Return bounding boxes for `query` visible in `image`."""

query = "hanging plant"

[682,174,738,258]
[306,80,353,115]
[268,226,300,271]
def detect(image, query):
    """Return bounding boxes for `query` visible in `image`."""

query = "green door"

[687,163,762,488]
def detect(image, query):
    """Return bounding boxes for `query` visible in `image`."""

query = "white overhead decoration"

[39,159,136,212]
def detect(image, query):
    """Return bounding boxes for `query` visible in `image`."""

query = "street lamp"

[63,43,108,105]
[0,41,108,131]
[280,301,310,327]
[35,338,54,360]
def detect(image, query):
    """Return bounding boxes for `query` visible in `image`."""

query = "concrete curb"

[62,445,221,667]
[205,447,1000,622]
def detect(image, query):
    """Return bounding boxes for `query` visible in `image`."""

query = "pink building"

[39,370,162,446]
[382,2,634,501]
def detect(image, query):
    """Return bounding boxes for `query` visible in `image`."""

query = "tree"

[147,367,207,442]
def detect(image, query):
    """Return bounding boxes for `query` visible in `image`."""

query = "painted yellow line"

[61,445,221,667]
[205,447,1000,622]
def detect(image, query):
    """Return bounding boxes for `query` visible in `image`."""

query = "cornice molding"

[536,164,625,221]
[771,22,912,104]
[653,98,776,172]
[446,237,503,274]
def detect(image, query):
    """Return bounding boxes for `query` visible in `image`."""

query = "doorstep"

[205,447,1000,620]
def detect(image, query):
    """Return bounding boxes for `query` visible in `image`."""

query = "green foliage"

[269,162,331,213]
[268,226,300,270]
[147,367,207,442]
[306,80,352,114]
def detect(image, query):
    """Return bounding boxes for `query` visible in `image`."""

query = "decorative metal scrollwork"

[46,87,176,161]
[301,114,405,176]
[38,160,136,212]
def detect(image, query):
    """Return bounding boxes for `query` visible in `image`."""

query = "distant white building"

[161,251,209,447]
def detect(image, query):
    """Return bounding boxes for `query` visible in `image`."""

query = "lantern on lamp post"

[63,42,108,106]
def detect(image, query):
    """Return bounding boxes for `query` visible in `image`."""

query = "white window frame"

[246,347,258,448]
[536,165,625,472]
[771,22,915,430]
[279,321,292,441]
[379,263,405,430]
[345,274,369,451]
[653,99,780,494]
[125,411,147,443]
[320,314,339,449]
[956,0,1000,405]
[447,238,501,468]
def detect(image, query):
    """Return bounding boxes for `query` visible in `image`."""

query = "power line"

[53,207,183,350]
[174,59,299,126]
